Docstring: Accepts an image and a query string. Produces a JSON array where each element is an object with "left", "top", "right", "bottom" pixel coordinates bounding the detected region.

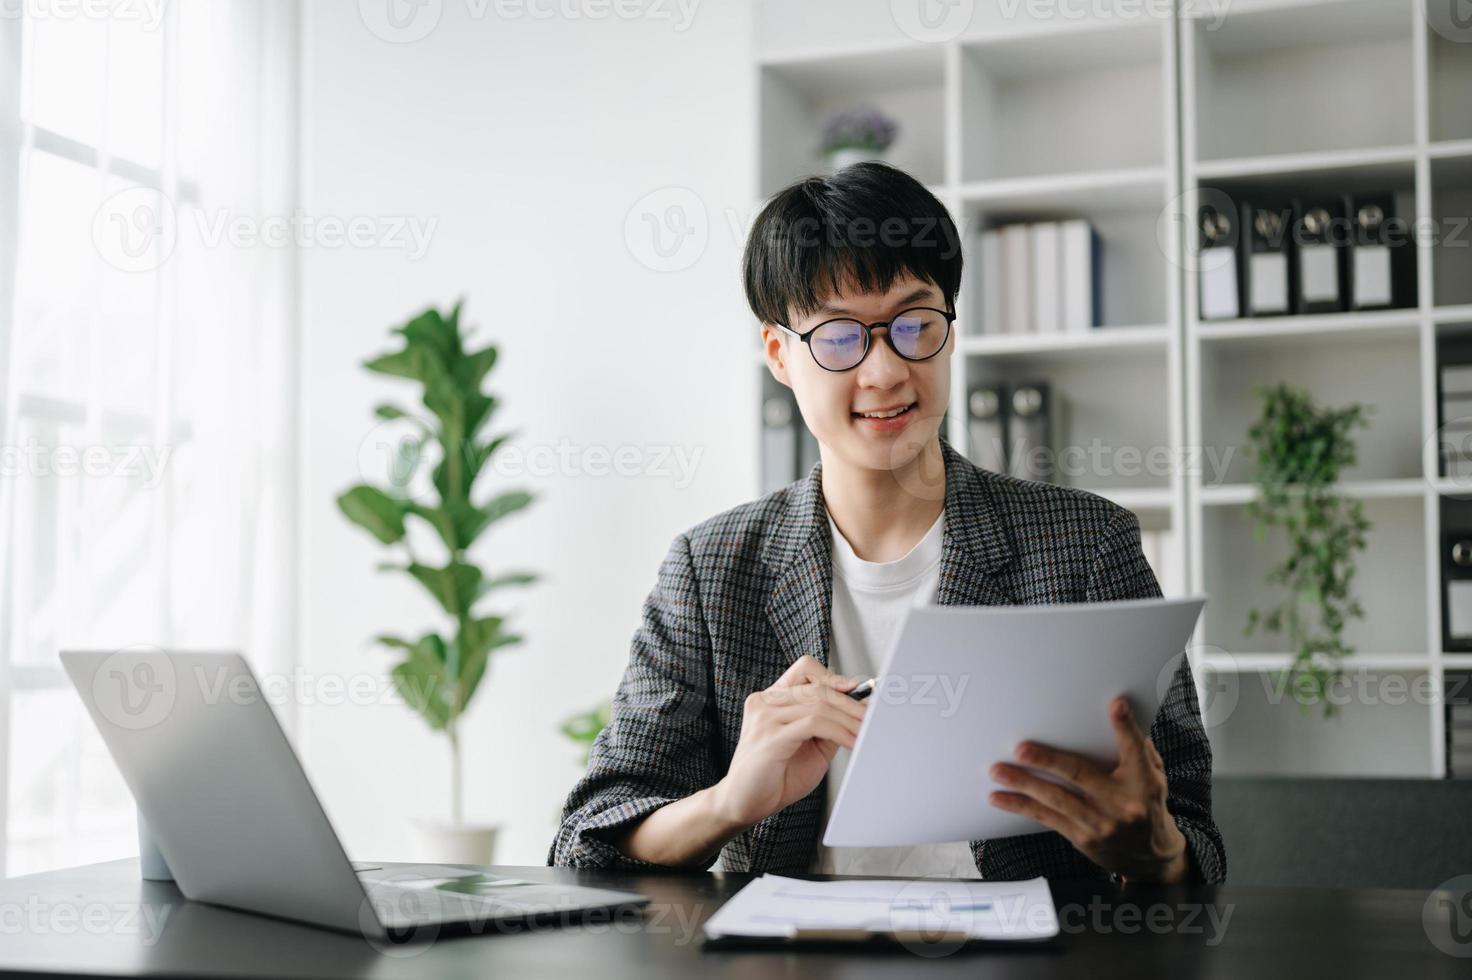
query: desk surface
[{"left": 0, "top": 860, "right": 1463, "bottom": 979}]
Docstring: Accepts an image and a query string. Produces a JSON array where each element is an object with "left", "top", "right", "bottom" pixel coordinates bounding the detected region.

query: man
[{"left": 549, "top": 162, "right": 1224, "bottom": 883}]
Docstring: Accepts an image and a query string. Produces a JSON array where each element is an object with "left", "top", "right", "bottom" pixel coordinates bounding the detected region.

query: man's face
[{"left": 761, "top": 273, "right": 954, "bottom": 474}]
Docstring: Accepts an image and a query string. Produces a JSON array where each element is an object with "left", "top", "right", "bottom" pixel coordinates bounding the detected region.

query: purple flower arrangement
[{"left": 819, "top": 105, "right": 899, "bottom": 156}]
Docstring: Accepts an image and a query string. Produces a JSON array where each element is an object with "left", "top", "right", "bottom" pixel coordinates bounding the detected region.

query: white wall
[{"left": 298, "top": 0, "right": 756, "bottom": 865}]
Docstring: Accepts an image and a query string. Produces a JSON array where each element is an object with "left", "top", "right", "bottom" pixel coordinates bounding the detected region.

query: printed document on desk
[
  {"left": 701, "top": 874, "right": 1058, "bottom": 943},
  {"left": 823, "top": 595, "right": 1207, "bottom": 847}
]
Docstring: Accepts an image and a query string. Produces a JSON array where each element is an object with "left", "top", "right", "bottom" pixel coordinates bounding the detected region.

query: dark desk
[{"left": 0, "top": 860, "right": 1464, "bottom": 978}]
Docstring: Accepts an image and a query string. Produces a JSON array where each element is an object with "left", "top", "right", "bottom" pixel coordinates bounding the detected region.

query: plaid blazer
[{"left": 549, "top": 437, "right": 1225, "bottom": 882}]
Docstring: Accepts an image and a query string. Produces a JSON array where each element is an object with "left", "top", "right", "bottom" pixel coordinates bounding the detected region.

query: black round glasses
[{"left": 774, "top": 306, "right": 955, "bottom": 373}]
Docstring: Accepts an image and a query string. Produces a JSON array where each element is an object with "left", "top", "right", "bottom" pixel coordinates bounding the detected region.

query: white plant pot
[
  {"left": 826, "top": 147, "right": 888, "bottom": 172},
  {"left": 409, "top": 819, "right": 499, "bottom": 866}
]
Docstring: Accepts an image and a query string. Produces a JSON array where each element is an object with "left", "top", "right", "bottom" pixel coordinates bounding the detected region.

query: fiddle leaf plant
[
  {"left": 1244, "top": 383, "right": 1371, "bottom": 718},
  {"left": 337, "top": 301, "right": 538, "bottom": 826}
]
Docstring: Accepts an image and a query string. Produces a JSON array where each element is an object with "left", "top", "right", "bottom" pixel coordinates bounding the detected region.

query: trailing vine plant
[{"left": 1244, "top": 383, "right": 1372, "bottom": 717}]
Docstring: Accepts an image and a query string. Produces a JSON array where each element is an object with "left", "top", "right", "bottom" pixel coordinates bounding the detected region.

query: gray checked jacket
[{"left": 548, "top": 437, "right": 1226, "bottom": 882}]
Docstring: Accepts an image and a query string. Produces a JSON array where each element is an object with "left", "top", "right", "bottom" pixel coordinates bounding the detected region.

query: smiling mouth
[{"left": 852, "top": 402, "right": 917, "bottom": 420}]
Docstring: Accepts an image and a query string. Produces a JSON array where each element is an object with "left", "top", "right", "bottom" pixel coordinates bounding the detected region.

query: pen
[{"left": 847, "top": 677, "right": 876, "bottom": 702}]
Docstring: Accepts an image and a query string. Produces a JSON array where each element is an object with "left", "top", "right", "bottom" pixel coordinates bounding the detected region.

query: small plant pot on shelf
[
  {"left": 825, "top": 147, "right": 888, "bottom": 172},
  {"left": 409, "top": 819, "right": 499, "bottom": 866}
]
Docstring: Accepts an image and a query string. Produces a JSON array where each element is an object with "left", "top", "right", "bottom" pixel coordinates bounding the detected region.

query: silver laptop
[{"left": 61, "top": 649, "right": 647, "bottom": 942}]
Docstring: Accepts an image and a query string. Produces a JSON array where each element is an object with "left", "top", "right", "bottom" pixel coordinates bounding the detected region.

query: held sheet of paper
[
  {"left": 824, "top": 595, "right": 1208, "bottom": 847},
  {"left": 701, "top": 874, "right": 1058, "bottom": 942}
]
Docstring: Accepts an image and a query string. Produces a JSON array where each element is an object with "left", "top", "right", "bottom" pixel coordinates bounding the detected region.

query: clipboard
[{"left": 699, "top": 873, "right": 1060, "bottom": 946}]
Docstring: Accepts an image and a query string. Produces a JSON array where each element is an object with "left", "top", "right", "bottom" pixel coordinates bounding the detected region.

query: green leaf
[
  {"left": 364, "top": 348, "right": 434, "bottom": 383},
  {"left": 337, "top": 485, "right": 408, "bottom": 545},
  {"left": 391, "top": 654, "right": 451, "bottom": 730},
  {"left": 455, "top": 344, "right": 498, "bottom": 391},
  {"left": 407, "top": 561, "right": 482, "bottom": 617},
  {"left": 374, "top": 403, "right": 413, "bottom": 421},
  {"left": 479, "top": 571, "right": 539, "bottom": 596},
  {"left": 398, "top": 308, "right": 459, "bottom": 366},
  {"left": 456, "top": 616, "right": 511, "bottom": 707},
  {"left": 481, "top": 490, "right": 534, "bottom": 528}
]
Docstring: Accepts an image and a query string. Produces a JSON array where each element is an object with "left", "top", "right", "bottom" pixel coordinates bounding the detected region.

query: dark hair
[{"left": 742, "top": 161, "right": 963, "bottom": 327}]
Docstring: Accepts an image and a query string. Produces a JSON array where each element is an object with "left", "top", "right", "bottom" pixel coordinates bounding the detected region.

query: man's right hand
[{"left": 712, "top": 655, "right": 868, "bottom": 829}]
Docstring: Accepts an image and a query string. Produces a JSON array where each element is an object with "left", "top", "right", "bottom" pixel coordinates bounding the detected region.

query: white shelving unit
[
  {"left": 754, "top": 1, "right": 1471, "bottom": 777},
  {"left": 1180, "top": 0, "right": 1471, "bottom": 777}
]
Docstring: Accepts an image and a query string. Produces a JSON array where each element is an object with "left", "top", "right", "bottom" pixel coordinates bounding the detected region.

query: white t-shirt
[{"left": 808, "top": 504, "right": 979, "bottom": 878}]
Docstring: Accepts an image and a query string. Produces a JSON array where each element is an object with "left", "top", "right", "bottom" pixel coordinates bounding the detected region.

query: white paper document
[
  {"left": 701, "top": 874, "right": 1058, "bottom": 942},
  {"left": 823, "top": 595, "right": 1207, "bottom": 847}
]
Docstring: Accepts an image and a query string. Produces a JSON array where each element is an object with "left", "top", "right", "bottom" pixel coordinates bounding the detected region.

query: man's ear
[{"left": 760, "top": 322, "right": 791, "bottom": 387}]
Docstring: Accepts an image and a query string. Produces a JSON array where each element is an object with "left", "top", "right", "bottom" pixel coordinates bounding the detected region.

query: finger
[
  {"left": 988, "top": 791, "right": 1090, "bottom": 846},
  {"left": 775, "top": 654, "right": 830, "bottom": 688},
  {"left": 773, "top": 699, "right": 864, "bottom": 737},
  {"left": 1109, "top": 697, "right": 1152, "bottom": 772},
  {"left": 990, "top": 764, "right": 1105, "bottom": 837},
  {"left": 1014, "top": 741, "right": 1112, "bottom": 797},
  {"left": 779, "top": 713, "right": 859, "bottom": 751},
  {"left": 763, "top": 679, "right": 868, "bottom": 721}
]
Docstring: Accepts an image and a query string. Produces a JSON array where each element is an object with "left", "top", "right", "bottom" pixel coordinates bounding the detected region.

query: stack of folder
[
  {"left": 976, "top": 221, "right": 1100, "bottom": 335},
  {"left": 1197, "top": 189, "right": 1416, "bottom": 321}
]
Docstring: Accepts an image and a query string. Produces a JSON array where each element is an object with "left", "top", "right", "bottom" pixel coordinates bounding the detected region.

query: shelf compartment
[
  {"left": 1429, "top": 6, "right": 1472, "bottom": 143},
  {"left": 959, "top": 324, "right": 1169, "bottom": 358},
  {"left": 1193, "top": 146, "right": 1417, "bottom": 184},
  {"left": 1188, "top": 0, "right": 1415, "bottom": 162},
  {"left": 758, "top": 45, "right": 945, "bottom": 197},
  {"left": 1194, "top": 310, "right": 1422, "bottom": 347},
  {"left": 958, "top": 22, "right": 1166, "bottom": 183},
  {"left": 962, "top": 198, "right": 1169, "bottom": 331},
  {"left": 1430, "top": 155, "right": 1472, "bottom": 309},
  {"left": 1197, "top": 332, "right": 1423, "bottom": 486},
  {"left": 1197, "top": 652, "right": 1434, "bottom": 673},
  {"left": 957, "top": 167, "right": 1165, "bottom": 212},
  {"left": 1198, "top": 479, "right": 1426, "bottom": 506},
  {"left": 1205, "top": 666, "right": 1436, "bottom": 777},
  {"left": 1198, "top": 495, "right": 1429, "bottom": 657},
  {"left": 965, "top": 349, "right": 1171, "bottom": 496}
]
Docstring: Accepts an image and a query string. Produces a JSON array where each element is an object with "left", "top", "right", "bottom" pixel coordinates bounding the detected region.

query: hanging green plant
[{"left": 1244, "top": 383, "right": 1371, "bottom": 717}]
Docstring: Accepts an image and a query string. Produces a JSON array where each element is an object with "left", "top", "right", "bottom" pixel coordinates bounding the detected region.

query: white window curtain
[{"left": 0, "top": 1, "right": 300, "bottom": 876}]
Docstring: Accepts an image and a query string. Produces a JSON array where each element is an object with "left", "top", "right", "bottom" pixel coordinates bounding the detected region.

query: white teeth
[{"left": 860, "top": 405, "right": 909, "bottom": 419}]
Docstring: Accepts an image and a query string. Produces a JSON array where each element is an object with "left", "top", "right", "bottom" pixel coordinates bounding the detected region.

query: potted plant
[
  {"left": 560, "top": 701, "right": 611, "bottom": 766},
  {"left": 1243, "top": 383, "right": 1372, "bottom": 717},
  {"left": 820, "top": 105, "right": 899, "bottom": 172},
  {"left": 338, "top": 301, "right": 538, "bottom": 864}
]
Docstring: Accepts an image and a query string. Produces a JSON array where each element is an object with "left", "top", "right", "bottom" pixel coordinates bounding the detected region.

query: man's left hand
[{"left": 987, "top": 696, "right": 1190, "bottom": 884}]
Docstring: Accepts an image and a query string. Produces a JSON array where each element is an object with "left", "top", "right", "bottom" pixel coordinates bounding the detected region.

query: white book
[
  {"left": 1030, "top": 222, "right": 1062, "bottom": 334},
  {"left": 978, "top": 229, "right": 1004, "bottom": 334},
  {"left": 999, "top": 224, "right": 1032, "bottom": 335},
  {"left": 1060, "top": 219, "right": 1097, "bottom": 333}
]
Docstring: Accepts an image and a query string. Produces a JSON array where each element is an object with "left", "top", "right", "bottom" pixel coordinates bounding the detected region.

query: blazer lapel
[{"left": 747, "top": 437, "right": 1016, "bottom": 872}]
